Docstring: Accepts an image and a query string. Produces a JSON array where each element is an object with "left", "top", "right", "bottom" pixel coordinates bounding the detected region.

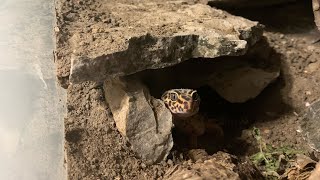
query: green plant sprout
[{"left": 250, "top": 127, "right": 304, "bottom": 179}]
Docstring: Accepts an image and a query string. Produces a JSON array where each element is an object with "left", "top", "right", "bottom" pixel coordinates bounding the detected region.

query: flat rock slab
[{"left": 55, "top": 0, "right": 262, "bottom": 86}]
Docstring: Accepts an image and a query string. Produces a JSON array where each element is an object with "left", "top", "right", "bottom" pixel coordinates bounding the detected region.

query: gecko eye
[
  {"left": 192, "top": 92, "right": 199, "bottom": 101},
  {"left": 170, "top": 93, "right": 178, "bottom": 101}
]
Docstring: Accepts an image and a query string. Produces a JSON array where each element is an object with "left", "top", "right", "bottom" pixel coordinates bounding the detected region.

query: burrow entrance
[{"left": 131, "top": 46, "right": 291, "bottom": 157}]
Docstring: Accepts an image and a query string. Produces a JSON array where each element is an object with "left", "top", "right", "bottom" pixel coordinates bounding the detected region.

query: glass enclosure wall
[{"left": 0, "top": 0, "right": 66, "bottom": 179}]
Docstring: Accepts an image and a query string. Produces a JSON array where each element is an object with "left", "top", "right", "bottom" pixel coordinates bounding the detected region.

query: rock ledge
[{"left": 55, "top": 0, "right": 263, "bottom": 86}]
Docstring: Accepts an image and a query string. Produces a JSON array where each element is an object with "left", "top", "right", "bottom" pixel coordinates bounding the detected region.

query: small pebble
[
  {"left": 54, "top": 26, "right": 60, "bottom": 32},
  {"left": 305, "top": 91, "right": 312, "bottom": 95},
  {"left": 179, "top": 153, "right": 184, "bottom": 160},
  {"left": 92, "top": 28, "right": 99, "bottom": 33},
  {"left": 141, "top": 163, "right": 146, "bottom": 169},
  {"left": 67, "top": 118, "right": 74, "bottom": 124},
  {"left": 263, "top": 128, "right": 271, "bottom": 134}
]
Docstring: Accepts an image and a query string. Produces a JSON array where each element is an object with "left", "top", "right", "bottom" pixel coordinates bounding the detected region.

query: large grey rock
[
  {"left": 103, "top": 77, "right": 173, "bottom": 165},
  {"left": 63, "top": 1, "right": 262, "bottom": 84},
  {"left": 300, "top": 99, "right": 320, "bottom": 152}
]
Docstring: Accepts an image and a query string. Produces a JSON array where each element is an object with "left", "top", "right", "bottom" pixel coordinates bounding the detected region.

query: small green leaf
[
  {"left": 251, "top": 152, "right": 265, "bottom": 165},
  {"left": 252, "top": 127, "right": 261, "bottom": 141}
]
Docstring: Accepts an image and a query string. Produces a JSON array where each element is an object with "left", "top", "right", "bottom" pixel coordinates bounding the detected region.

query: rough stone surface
[
  {"left": 103, "top": 77, "right": 173, "bottom": 165},
  {"left": 163, "top": 151, "right": 240, "bottom": 180},
  {"left": 207, "top": 64, "right": 280, "bottom": 103},
  {"left": 208, "top": 0, "right": 298, "bottom": 8},
  {"left": 300, "top": 99, "right": 320, "bottom": 152},
  {"left": 313, "top": 0, "right": 320, "bottom": 31},
  {"left": 54, "top": 0, "right": 263, "bottom": 86}
]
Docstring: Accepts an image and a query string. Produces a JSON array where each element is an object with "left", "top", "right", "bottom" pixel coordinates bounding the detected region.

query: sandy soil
[{"left": 61, "top": 0, "right": 320, "bottom": 179}]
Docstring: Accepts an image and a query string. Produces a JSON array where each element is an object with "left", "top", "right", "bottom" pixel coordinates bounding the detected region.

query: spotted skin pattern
[
  {"left": 161, "top": 89, "right": 200, "bottom": 118},
  {"left": 161, "top": 89, "right": 206, "bottom": 147}
]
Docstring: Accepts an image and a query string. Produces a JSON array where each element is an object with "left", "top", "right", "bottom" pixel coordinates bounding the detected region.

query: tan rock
[
  {"left": 103, "top": 77, "right": 173, "bottom": 164},
  {"left": 305, "top": 62, "right": 320, "bottom": 74},
  {"left": 313, "top": 0, "right": 320, "bottom": 31},
  {"left": 207, "top": 65, "right": 279, "bottom": 103}
]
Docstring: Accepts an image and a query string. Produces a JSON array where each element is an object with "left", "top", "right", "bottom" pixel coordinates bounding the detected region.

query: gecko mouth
[{"left": 173, "top": 105, "right": 199, "bottom": 118}]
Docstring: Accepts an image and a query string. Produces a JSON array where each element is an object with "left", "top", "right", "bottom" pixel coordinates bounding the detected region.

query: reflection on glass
[{"left": 0, "top": 0, "right": 65, "bottom": 179}]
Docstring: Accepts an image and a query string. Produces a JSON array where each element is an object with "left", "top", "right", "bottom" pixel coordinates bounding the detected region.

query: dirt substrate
[{"left": 61, "top": 1, "right": 320, "bottom": 179}]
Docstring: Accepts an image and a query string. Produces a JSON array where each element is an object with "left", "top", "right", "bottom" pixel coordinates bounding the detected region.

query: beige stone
[
  {"left": 103, "top": 77, "right": 173, "bottom": 164},
  {"left": 207, "top": 66, "right": 279, "bottom": 103}
]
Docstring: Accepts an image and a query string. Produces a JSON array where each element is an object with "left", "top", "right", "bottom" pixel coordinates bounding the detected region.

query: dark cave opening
[{"left": 130, "top": 49, "right": 290, "bottom": 157}]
